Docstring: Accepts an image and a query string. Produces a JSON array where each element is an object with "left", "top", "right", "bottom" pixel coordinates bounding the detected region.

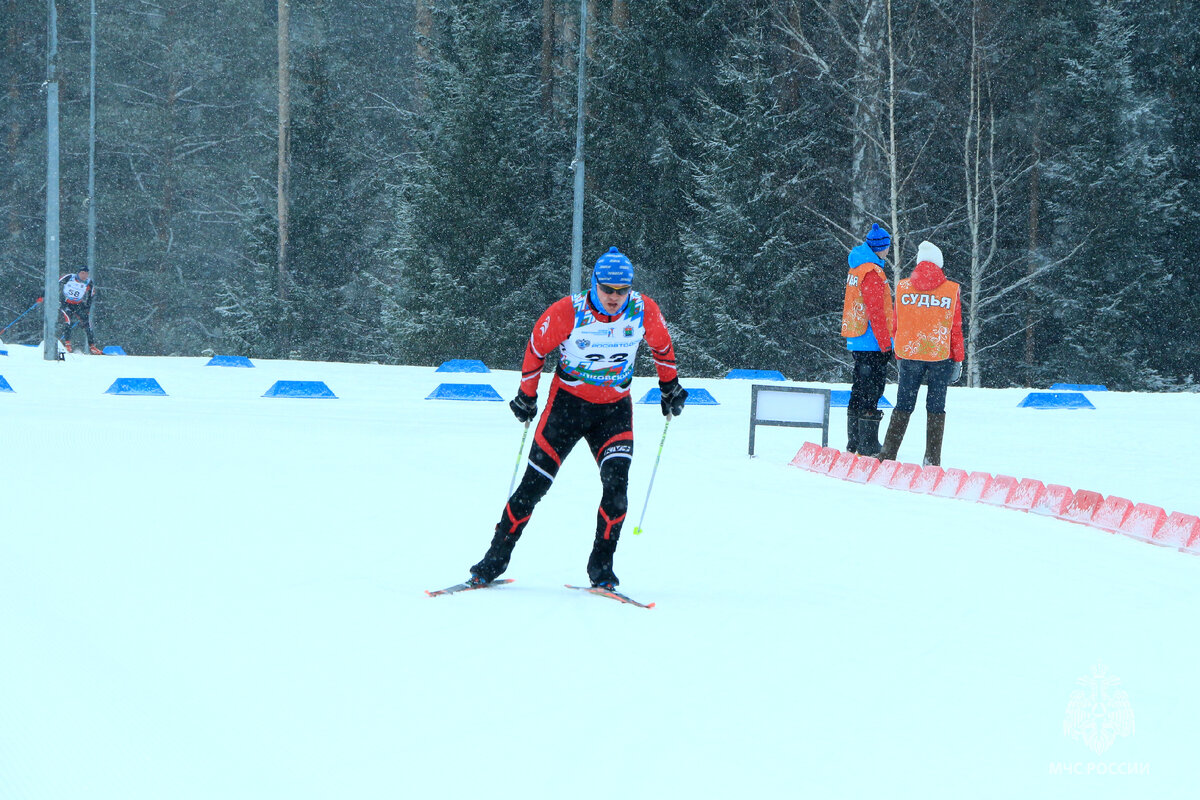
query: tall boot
[
  {"left": 878, "top": 409, "right": 912, "bottom": 462},
  {"left": 923, "top": 413, "right": 946, "bottom": 467},
  {"left": 470, "top": 524, "right": 522, "bottom": 582},
  {"left": 856, "top": 409, "right": 884, "bottom": 457},
  {"left": 845, "top": 411, "right": 860, "bottom": 454},
  {"left": 587, "top": 531, "right": 621, "bottom": 588}
]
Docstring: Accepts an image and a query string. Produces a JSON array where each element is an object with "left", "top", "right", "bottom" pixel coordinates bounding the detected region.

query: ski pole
[
  {"left": 0, "top": 300, "right": 41, "bottom": 335},
  {"left": 507, "top": 421, "right": 531, "bottom": 499},
  {"left": 632, "top": 414, "right": 672, "bottom": 536}
]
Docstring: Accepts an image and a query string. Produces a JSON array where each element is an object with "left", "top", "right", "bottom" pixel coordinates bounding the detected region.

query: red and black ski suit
[{"left": 476, "top": 290, "right": 678, "bottom": 585}]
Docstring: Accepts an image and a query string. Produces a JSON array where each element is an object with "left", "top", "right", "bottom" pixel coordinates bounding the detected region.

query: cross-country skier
[
  {"left": 57, "top": 266, "right": 101, "bottom": 354},
  {"left": 467, "top": 247, "right": 687, "bottom": 590}
]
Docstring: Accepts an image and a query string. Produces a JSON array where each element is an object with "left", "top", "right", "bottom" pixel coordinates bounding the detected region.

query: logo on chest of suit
[
  {"left": 575, "top": 338, "right": 590, "bottom": 349},
  {"left": 623, "top": 325, "right": 634, "bottom": 338}
]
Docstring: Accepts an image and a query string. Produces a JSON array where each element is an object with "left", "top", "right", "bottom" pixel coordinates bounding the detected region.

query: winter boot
[
  {"left": 923, "top": 413, "right": 946, "bottom": 467},
  {"left": 469, "top": 524, "right": 522, "bottom": 583},
  {"left": 856, "top": 409, "right": 884, "bottom": 458},
  {"left": 878, "top": 409, "right": 912, "bottom": 462},
  {"left": 587, "top": 533, "right": 620, "bottom": 588},
  {"left": 845, "top": 411, "right": 860, "bottom": 454}
]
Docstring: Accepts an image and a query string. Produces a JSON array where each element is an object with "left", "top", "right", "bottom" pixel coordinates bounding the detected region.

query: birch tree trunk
[
  {"left": 885, "top": 0, "right": 900, "bottom": 285},
  {"left": 541, "top": 0, "right": 555, "bottom": 115},
  {"left": 612, "top": 0, "right": 628, "bottom": 29},
  {"left": 850, "top": 0, "right": 886, "bottom": 238},
  {"left": 963, "top": 1, "right": 1000, "bottom": 388},
  {"left": 1025, "top": 128, "right": 1040, "bottom": 380}
]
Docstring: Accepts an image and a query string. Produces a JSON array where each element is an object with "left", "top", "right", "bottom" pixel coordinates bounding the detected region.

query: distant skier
[
  {"left": 57, "top": 266, "right": 101, "bottom": 354},
  {"left": 467, "top": 247, "right": 687, "bottom": 590},
  {"left": 878, "top": 240, "right": 964, "bottom": 466},
  {"left": 841, "top": 223, "right": 894, "bottom": 456}
]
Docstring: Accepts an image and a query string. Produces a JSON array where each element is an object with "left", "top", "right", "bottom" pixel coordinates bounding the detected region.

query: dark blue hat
[{"left": 865, "top": 224, "right": 891, "bottom": 252}]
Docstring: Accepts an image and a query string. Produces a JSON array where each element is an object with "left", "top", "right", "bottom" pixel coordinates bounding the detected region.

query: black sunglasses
[{"left": 598, "top": 284, "right": 631, "bottom": 296}]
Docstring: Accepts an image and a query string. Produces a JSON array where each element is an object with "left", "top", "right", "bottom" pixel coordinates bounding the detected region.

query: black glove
[
  {"left": 950, "top": 362, "right": 963, "bottom": 383},
  {"left": 659, "top": 378, "right": 688, "bottom": 417},
  {"left": 509, "top": 392, "right": 537, "bottom": 423}
]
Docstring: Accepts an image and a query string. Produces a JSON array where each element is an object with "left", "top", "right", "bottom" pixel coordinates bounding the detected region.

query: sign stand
[{"left": 748, "top": 384, "right": 830, "bottom": 456}]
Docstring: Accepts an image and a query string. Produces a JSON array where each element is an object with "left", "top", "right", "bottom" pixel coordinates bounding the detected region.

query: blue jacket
[{"left": 845, "top": 243, "right": 888, "bottom": 352}]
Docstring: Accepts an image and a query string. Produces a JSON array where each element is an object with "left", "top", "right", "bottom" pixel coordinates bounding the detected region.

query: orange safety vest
[
  {"left": 894, "top": 278, "right": 960, "bottom": 361},
  {"left": 841, "top": 263, "right": 893, "bottom": 339}
]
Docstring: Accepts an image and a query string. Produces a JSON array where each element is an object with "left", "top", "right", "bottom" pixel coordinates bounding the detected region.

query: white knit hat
[{"left": 916, "top": 240, "right": 943, "bottom": 269}]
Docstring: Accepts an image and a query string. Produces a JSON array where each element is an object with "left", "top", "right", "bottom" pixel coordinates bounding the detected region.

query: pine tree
[
  {"left": 1039, "top": 0, "right": 1180, "bottom": 389},
  {"left": 679, "top": 4, "right": 834, "bottom": 379},
  {"left": 383, "top": 0, "right": 571, "bottom": 368}
]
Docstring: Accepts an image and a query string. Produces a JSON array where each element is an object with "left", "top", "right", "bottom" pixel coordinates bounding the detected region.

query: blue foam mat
[
  {"left": 0, "top": 375, "right": 12, "bottom": 392},
  {"left": 103, "top": 346, "right": 127, "bottom": 355},
  {"left": 105, "top": 377, "right": 166, "bottom": 396},
  {"left": 637, "top": 387, "right": 719, "bottom": 406},
  {"left": 207, "top": 354, "right": 254, "bottom": 368},
  {"left": 830, "top": 390, "right": 893, "bottom": 409},
  {"left": 1018, "top": 391, "right": 1095, "bottom": 409},
  {"left": 426, "top": 383, "right": 503, "bottom": 401},
  {"left": 263, "top": 380, "right": 337, "bottom": 399},
  {"left": 436, "top": 359, "right": 490, "bottom": 374},
  {"left": 725, "top": 369, "right": 786, "bottom": 381},
  {"left": 1049, "top": 383, "right": 1107, "bottom": 392}
]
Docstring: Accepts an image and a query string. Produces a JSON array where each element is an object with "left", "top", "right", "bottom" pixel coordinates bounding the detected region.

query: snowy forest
[{"left": 1, "top": 0, "right": 1196, "bottom": 390}]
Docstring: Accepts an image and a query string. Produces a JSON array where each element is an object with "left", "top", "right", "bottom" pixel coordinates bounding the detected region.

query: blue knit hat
[
  {"left": 865, "top": 223, "right": 891, "bottom": 252},
  {"left": 589, "top": 247, "right": 634, "bottom": 313},
  {"left": 593, "top": 247, "right": 634, "bottom": 286}
]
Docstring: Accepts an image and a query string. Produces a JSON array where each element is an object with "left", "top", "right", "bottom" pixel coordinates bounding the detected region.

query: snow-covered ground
[{"left": 3, "top": 342, "right": 1197, "bottom": 799}]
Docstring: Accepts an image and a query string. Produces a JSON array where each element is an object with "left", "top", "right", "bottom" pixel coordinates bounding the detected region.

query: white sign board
[{"left": 749, "top": 384, "right": 830, "bottom": 456}]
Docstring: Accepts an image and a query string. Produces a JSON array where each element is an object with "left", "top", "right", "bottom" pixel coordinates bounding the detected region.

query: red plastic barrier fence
[
  {"left": 1091, "top": 496, "right": 1134, "bottom": 532},
  {"left": 1060, "top": 490, "right": 1105, "bottom": 525},
  {"left": 790, "top": 441, "right": 822, "bottom": 470},
  {"left": 957, "top": 471, "right": 993, "bottom": 503},
  {"left": 910, "top": 465, "right": 944, "bottom": 494},
  {"left": 1157, "top": 512, "right": 1200, "bottom": 549},
  {"left": 829, "top": 451, "right": 858, "bottom": 479},
  {"left": 847, "top": 456, "right": 880, "bottom": 484},
  {"left": 1006, "top": 478, "right": 1046, "bottom": 512},
  {"left": 1118, "top": 503, "right": 1168, "bottom": 543},
  {"left": 980, "top": 475, "right": 1018, "bottom": 506},
  {"left": 931, "top": 468, "right": 969, "bottom": 498},
  {"left": 1030, "top": 484, "right": 1074, "bottom": 517},
  {"left": 788, "top": 443, "right": 1197, "bottom": 559},
  {"left": 889, "top": 463, "right": 922, "bottom": 491}
]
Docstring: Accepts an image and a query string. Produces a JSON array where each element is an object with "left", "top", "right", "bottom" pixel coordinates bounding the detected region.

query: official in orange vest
[
  {"left": 840, "top": 223, "right": 894, "bottom": 456},
  {"left": 879, "top": 240, "right": 964, "bottom": 466}
]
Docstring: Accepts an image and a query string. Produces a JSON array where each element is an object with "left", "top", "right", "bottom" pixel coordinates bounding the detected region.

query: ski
[
  {"left": 565, "top": 584, "right": 656, "bottom": 609},
  {"left": 426, "top": 578, "right": 514, "bottom": 597}
]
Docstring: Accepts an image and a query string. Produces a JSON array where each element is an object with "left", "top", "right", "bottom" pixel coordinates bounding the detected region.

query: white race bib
[{"left": 557, "top": 293, "right": 647, "bottom": 387}]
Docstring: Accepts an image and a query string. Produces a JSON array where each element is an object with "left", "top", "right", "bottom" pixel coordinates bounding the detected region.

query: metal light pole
[
  {"left": 569, "top": 0, "right": 587, "bottom": 295},
  {"left": 43, "top": 0, "right": 61, "bottom": 361},
  {"left": 86, "top": 0, "right": 98, "bottom": 338}
]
